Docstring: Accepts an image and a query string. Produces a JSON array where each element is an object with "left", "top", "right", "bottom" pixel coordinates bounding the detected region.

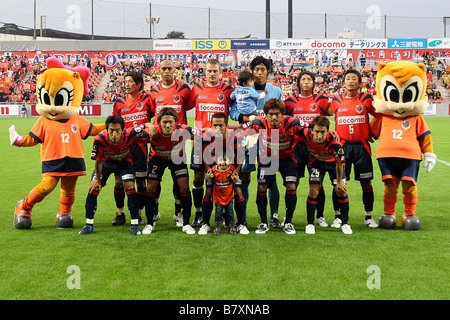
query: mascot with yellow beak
[
  {"left": 9, "top": 57, "right": 105, "bottom": 229},
  {"left": 370, "top": 61, "right": 437, "bottom": 230}
]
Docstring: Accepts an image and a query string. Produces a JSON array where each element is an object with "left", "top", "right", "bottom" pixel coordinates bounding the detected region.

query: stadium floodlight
[{"left": 146, "top": 16, "right": 160, "bottom": 39}]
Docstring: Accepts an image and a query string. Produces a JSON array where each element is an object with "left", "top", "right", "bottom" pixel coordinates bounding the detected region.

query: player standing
[
  {"left": 188, "top": 58, "right": 234, "bottom": 227},
  {"left": 284, "top": 70, "right": 335, "bottom": 228},
  {"left": 148, "top": 59, "right": 192, "bottom": 225},
  {"left": 330, "top": 69, "right": 378, "bottom": 228},
  {"left": 111, "top": 71, "right": 153, "bottom": 226}
]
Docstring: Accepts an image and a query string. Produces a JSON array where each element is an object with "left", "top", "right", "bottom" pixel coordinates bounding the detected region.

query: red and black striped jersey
[
  {"left": 284, "top": 93, "right": 331, "bottom": 123},
  {"left": 149, "top": 80, "right": 192, "bottom": 125},
  {"left": 145, "top": 124, "right": 199, "bottom": 161},
  {"left": 112, "top": 93, "right": 153, "bottom": 129},
  {"left": 91, "top": 126, "right": 149, "bottom": 163},
  {"left": 188, "top": 81, "right": 234, "bottom": 129},
  {"left": 199, "top": 129, "right": 245, "bottom": 168},
  {"left": 296, "top": 127, "right": 344, "bottom": 165},
  {"left": 330, "top": 92, "right": 375, "bottom": 142},
  {"left": 241, "top": 115, "right": 303, "bottom": 160}
]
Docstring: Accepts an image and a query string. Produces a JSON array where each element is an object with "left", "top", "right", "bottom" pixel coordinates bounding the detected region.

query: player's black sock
[
  {"left": 256, "top": 192, "right": 268, "bottom": 224},
  {"left": 316, "top": 188, "right": 325, "bottom": 218},
  {"left": 125, "top": 189, "right": 140, "bottom": 221},
  {"left": 201, "top": 197, "right": 213, "bottom": 226},
  {"left": 285, "top": 190, "right": 297, "bottom": 224},
  {"left": 144, "top": 192, "right": 156, "bottom": 225},
  {"left": 363, "top": 187, "right": 374, "bottom": 218},
  {"left": 85, "top": 191, "right": 99, "bottom": 220},
  {"left": 180, "top": 192, "right": 192, "bottom": 226},
  {"left": 337, "top": 195, "right": 350, "bottom": 224},
  {"left": 192, "top": 182, "right": 204, "bottom": 214},
  {"left": 114, "top": 186, "right": 125, "bottom": 213},
  {"left": 234, "top": 197, "right": 246, "bottom": 226},
  {"left": 306, "top": 196, "right": 318, "bottom": 225}
]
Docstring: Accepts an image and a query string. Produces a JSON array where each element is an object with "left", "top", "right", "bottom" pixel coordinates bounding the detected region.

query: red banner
[
  {"left": 31, "top": 104, "right": 102, "bottom": 116},
  {"left": 10, "top": 50, "right": 232, "bottom": 70}
]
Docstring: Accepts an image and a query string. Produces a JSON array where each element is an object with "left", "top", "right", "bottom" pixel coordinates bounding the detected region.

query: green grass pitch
[{"left": 0, "top": 116, "right": 448, "bottom": 300}]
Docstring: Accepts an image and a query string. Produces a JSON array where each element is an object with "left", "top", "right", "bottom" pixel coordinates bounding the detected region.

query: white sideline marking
[{"left": 436, "top": 159, "right": 450, "bottom": 166}]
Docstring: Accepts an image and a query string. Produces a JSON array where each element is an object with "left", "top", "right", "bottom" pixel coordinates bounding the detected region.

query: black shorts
[
  {"left": 147, "top": 155, "right": 189, "bottom": 182},
  {"left": 343, "top": 141, "right": 373, "bottom": 181},
  {"left": 293, "top": 141, "right": 310, "bottom": 179},
  {"left": 130, "top": 141, "right": 148, "bottom": 179},
  {"left": 257, "top": 156, "right": 297, "bottom": 187},
  {"left": 92, "top": 160, "right": 135, "bottom": 187},
  {"left": 308, "top": 160, "right": 346, "bottom": 186}
]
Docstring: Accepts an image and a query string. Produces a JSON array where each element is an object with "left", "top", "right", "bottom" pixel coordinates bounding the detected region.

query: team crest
[
  {"left": 356, "top": 105, "right": 363, "bottom": 113},
  {"left": 71, "top": 124, "right": 78, "bottom": 133},
  {"left": 402, "top": 120, "right": 410, "bottom": 130},
  {"left": 279, "top": 134, "right": 286, "bottom": 141},
  {"left": 310, "top": 104, "right": 317, "bottom": 112},
  {"left": 136, "top": 102, "right": 143, "bottom": 111},
  {"left": 173, "top": 95, "right": 180, "bottom": 103},
  {"left": 217, "top": 94, "right": 224, "bottom": 102}
]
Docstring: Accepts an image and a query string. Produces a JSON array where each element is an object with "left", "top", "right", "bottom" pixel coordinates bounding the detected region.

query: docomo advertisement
[
  {"left": 153, "top": 40, "right": 192, "bottom": 50},
  {"left": 31, "top": 104, "right": 102, "bottom": 116},
  {"left": 269, "top": 39, "right": 349, "bottom": 50}
]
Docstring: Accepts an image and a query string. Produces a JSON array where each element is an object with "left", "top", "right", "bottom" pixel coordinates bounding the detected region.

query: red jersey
[
  {"left": 200, "top": 129, "right": 245, "bottom": 168},
  {"left": 330, "top": 92, "right": 375, "bottom": 142},
  {"left": 112, "top": 93, "right": 153, "bottom": 129},
  {"left": 149, "top": 80, "right": 192, "bottom": 125},
  {"left": 145, "top": 124, "right": 199, "bottom": 161},
  {"left": 241, "top": 116, "right": 303, "bottom": 160},
  {"left": 297, "top": 127, "right": 345, "bottom": 165},
  {"left": 285, "top": 93, "right": 331, "bottom": 145},
  {"left": 211, "top": 164, "right": 236, "bottom": 206},
  {"left": 91, "top": 126, "right": 149, "bottom": 163},
  {"left": 188, "top": 81, "right": 233, "bottom": 128},
  {"left": 284, "top": 93, "right": 331, "bottom": 123}
]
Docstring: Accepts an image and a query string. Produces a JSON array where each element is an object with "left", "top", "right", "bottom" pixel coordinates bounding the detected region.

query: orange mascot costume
[
  {"left": 9, "top": 57, "right": 105, "bottom": 229},
  {"left": 370, "top": 61, "right": 436, "bottom": 230}
]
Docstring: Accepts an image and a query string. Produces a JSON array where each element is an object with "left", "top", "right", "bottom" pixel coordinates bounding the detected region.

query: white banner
[
  {"left": 427, "top": 38, "right": 450, "bottom": 49},
  {"left": 308, "top": 39, "right": 350, "bottom": 50},
  {"left": 270, "top": 39, "right": 309, "bottom": 50},
  {"left": 0, "top": 105, "right": 19, "bottom": 116},
  {"left": 153, "top": 40, "right": 192, "bottom": 51}
]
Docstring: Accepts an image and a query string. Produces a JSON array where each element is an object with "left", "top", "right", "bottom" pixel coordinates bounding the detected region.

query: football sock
[
  {"left": 306, "top": 196, "right": 318, "bottom": 225},
  {"left": 363, "top": 187, "right": 374, "bottom": 218},
  {"left": 234, "top": 197, "right": 246, "bottom": 225},
  {"left": 85, "top": 190, "right": 99, "bottom": 220},
  {"left": 114, "top": 186, "right": 125, "bottom": 214},
  {"left": 180, "top": 192, "right": 192, "bottom": 226},
  {"left": 201, "top": 197, "right": 213, "bottom": 226},
  {"left": 268, "top": 182, "right": 280, "bottom": 220},
  {"left": 256, "top": 191, "right": 268, "bottom": 225},
  {"left": 125, "top": 189, "right": 140, "bottom": 221},
  {"left": 316, "top": 188, "right": 325, "bottom": 218},
  {"left": 337, "top": 195, "right": 350, "bottom": 224},
  {"left": 285, "top": 190, "right": 297, "bottom": 224}
]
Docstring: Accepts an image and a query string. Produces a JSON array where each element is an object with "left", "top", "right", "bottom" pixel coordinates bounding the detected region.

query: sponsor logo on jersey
[
  {"left": 337, "top": 115, "right": 366, "bottom": 125},
  {"left": 198, "top": 104, "right": 226, "bottom": 112},
  {"left": 122, "top": 112, "right": 148, "bottom": 123}
]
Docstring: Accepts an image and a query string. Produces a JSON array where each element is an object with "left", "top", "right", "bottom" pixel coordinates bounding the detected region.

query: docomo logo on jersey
[
  {"left": 293, "top": 113, "right": 318, "bottom": 122},
  {"left": 310, "top": 39, "right": 349, "bottom": 49},
  {"left": 337, "top": 115, "right": 366, "bottom": 125},
  {"left": 122, "top": 111, "right": 148, "bottom": 123},
  {"left": 198, "top": 104, "right": 226, "bottom": 112},
  {"left": 155, "top": 105, "right": 182, "bottom": 114}
]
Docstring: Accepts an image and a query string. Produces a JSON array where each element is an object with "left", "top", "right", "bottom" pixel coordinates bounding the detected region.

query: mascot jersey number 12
[
  {"left": 370, "top": 61, "right": 437, "bottom": 230},
  {"left": 9, "top": 57, "right": 105, "bottom": 229}
]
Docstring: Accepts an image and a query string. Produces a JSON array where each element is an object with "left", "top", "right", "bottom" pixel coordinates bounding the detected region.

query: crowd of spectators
[{"left": 1, "top": 51, "right": 449, "bottom": 105}]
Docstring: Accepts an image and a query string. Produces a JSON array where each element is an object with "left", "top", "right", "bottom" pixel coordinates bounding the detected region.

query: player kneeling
[
  {"left": 79, "top": 115, "right": 150, "bottom": 235},
  {"left": 297, "top": 115, "right": 352, "bottom": 234}
]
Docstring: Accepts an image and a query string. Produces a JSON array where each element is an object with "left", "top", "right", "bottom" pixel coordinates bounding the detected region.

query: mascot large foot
[
  {"left": 56, "top": 213, "right": 74, "bottom": 229},
  {"left": 14, "top": 199, "right": 32, "bottom": 229},
  {"left": 402, "top": 215, "right": 421, "bottom": 231},
  {"left": 378, "top": 214, "right": 396, "bottom": 229}
]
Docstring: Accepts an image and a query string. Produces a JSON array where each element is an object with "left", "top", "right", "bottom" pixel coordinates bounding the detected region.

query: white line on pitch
[{"left": 437, "top": 159, "right": 450, "bottom": 166}]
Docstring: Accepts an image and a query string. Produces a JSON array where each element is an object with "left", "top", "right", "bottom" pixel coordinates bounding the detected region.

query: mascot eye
[
  {"left": 383, "top": 81, "right": 400, "bottom": 103},
  {"left": 54, "top": 88, "right": 74, "bottom": 106},
  {"left": 39, "top": 87, "right": 51, "bottom": 105},
  {"left": 402, "top": 83, "right": 419, "bottom": 103}
]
